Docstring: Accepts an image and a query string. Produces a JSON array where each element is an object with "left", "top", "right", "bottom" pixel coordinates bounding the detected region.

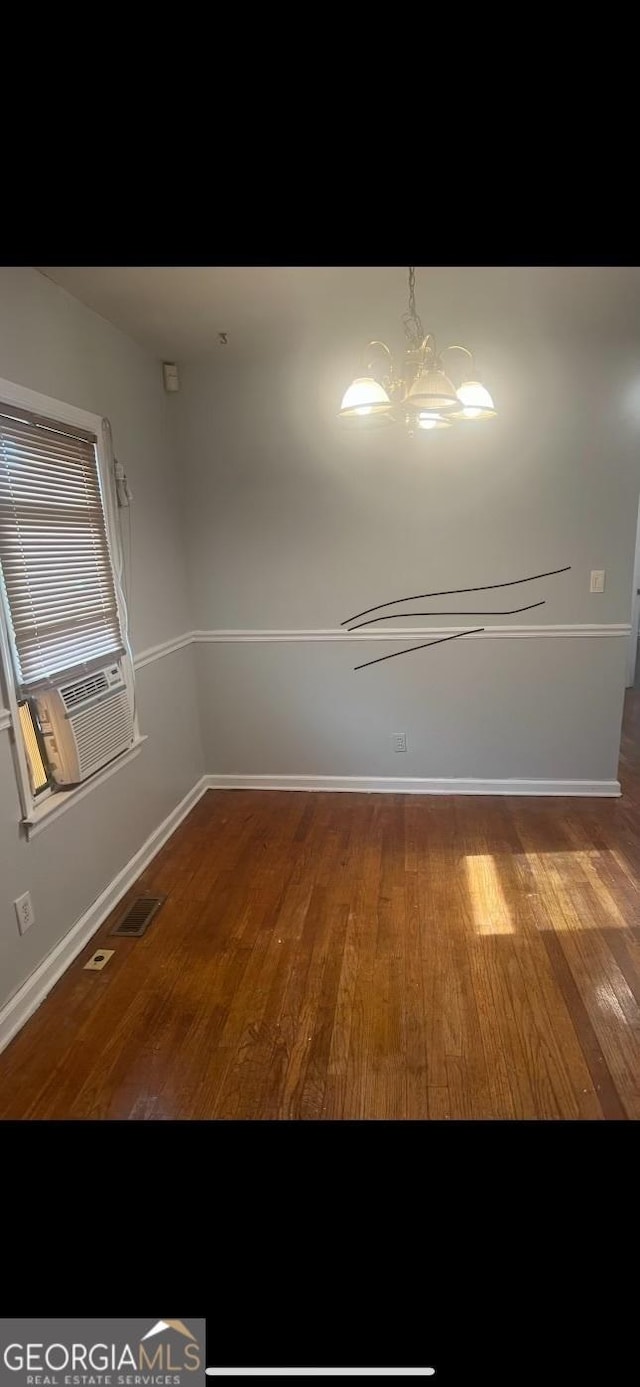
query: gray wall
[
  {"left": 173, "top": 335, "right": 640, "bottom": 782},
  {"left": 0, "top": 268, "right": 203, "bottom": 1012},
  {"left": 193, "top": 638, "right": 626, "bottom": 782}
]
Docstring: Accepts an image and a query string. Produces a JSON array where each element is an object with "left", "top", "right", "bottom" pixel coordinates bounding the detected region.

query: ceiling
[{"left": 37, "top": 266, "right": 640, "bottom": 364}]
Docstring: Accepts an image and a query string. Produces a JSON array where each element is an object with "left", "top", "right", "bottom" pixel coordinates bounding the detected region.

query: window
[
  {"left": 0, "top": 409, "right": 125, "bottom": 687},
  {"left": 0, "top": 378, "right": 138, "bottom": 831}
]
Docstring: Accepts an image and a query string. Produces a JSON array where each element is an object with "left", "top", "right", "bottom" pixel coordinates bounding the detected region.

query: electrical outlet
[
  {"left": 392, "top": 733, "right": 407, "bottom": 753},
  {"left": 14, "top": 891, "right": 35, "bottom": 936},
  {"left": 590, "top": 570, "right": 606, "bottom": 593},
  {"left": 83, "top": 949, "right": 115, "bottom": 972}
]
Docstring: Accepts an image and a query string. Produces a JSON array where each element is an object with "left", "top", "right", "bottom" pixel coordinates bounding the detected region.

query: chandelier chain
[{"left": 403, "top": 265, "right": 424, "bottom": 346}]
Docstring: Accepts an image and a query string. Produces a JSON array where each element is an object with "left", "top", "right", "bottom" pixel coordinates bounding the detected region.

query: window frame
[{"left": 0, "top": 374, "right": 141, "bottom": 834}]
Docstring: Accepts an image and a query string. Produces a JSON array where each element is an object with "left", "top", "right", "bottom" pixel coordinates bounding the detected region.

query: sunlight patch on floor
[
  {"left": 464, "top": 854, "right": 514, "bottom": 935},
  {"left": 525, "top": 850, "right": 632, "bottom": 930}
]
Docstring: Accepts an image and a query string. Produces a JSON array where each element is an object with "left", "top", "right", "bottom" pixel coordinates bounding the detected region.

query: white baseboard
[
  {"left": 204, "top": 773, "right": 621, "bottom": 798},
  {"left": 0, "top": 775, "right": 209, "bottom": 1056}
]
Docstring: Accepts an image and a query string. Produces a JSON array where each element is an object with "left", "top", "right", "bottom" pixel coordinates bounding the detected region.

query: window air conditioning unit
[{"left": 34, "top": 662, "right": 135, "bottom": 786}]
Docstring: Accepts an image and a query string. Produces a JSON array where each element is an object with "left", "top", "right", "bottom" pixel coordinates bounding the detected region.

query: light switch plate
[{"left": 590, "top": 570, "right": 605, "bottom": 593}]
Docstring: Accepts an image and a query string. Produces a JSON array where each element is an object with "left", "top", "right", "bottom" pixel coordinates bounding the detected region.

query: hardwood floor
[{"left": 3, "top": 694, "right": 640, "bottom": 1119}]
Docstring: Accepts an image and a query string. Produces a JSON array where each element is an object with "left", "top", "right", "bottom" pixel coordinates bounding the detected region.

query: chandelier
[{"left": 339, "top": 266, "right": 496, "bottom": 433}]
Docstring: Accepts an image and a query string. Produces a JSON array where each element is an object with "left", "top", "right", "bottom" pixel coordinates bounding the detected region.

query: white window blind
[{"left": 0, "top": 405, "right": 125, "bottom": 691}]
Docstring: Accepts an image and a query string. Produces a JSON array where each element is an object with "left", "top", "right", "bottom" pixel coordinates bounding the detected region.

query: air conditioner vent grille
[
  {"left": 109, "top": 895, "right": 166, "bottom": 937},
  {"left": 73, "top": 690, "right": 132, "bottom": 778},
  {"left": 60, "top": 670, "right": 109, "bottom": 710}
]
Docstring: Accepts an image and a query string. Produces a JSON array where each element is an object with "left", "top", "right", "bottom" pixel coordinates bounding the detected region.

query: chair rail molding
[
  {"left": 0, "top": 623, "right": 629, "bottom": 699},
  {"left": 191, "top": 623, "right": 631, "bottom": 643}
]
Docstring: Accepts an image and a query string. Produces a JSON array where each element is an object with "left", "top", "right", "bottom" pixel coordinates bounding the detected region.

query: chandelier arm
[
  {"left": 362, "top": 339, "right": 395, "bottom": 387},
  {"left": 420, "top": 334, "right": 438, "bottom": 365},
  {"left": 364, "top": 339, "right": 393, "bottom": 364},
  {"left": 441, "top": 343, "right": 476, "bottom": 374}
]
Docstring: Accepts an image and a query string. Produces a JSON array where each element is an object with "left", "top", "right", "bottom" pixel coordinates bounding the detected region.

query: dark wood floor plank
[{"left": 527, "top": 874, "right": 637, "bottom": 1118}]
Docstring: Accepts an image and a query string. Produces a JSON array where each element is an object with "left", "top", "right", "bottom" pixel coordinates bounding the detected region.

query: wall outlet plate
[
  {"left": 14, "top": 891, "right": 35, "bottom": 935},
  {"left": 590, "top": 570, "right": 606, "bottom": 593},
  {"left": 392, "top": 733, "right": 408, "bottom": 753},
  {"left": 83, "top": 949, "right": 115, "bottom": 971}
]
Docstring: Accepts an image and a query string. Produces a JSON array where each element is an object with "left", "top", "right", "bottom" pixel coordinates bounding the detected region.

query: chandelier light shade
[
  {"left": 405, "top": 367, "right": 462, "bottom": 415},
  {"left": 339, "top": 376, "right": 393, "bottom": 418},
  {"left": 339, "top": 267, "right": 497, "bottom": 435},
  {"left": 455, "top": 379, "right": 497, "bottom": 420}
]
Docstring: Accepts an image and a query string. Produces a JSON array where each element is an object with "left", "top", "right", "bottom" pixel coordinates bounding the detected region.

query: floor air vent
[{"left": 109, "top": 895, "right": 166, "bottom": 937}]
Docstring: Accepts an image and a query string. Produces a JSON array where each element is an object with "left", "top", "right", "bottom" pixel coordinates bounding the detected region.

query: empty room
[{"left": 0, "top": 263, "right": 639, "bottom": 1120}]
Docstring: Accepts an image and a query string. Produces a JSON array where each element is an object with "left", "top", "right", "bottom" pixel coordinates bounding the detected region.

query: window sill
[{"left": 23, "top": 736, "right": 148, "bottom": 839}]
